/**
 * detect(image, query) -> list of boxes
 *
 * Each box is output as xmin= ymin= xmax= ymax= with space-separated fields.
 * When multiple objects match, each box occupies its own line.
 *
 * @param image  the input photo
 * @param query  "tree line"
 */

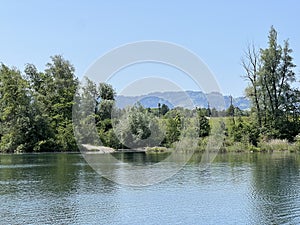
xmin=0 ymin=57 xmax=210 ymax=153
xmin=74 ymin=78 xmax=211 ymax=150
xmin=0 ymin=26 xmax=299 ymax=153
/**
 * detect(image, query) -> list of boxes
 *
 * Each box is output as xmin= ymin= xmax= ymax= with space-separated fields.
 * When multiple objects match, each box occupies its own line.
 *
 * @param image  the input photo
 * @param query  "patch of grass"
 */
xmin=226 ymin=142 xmax=246 ymax=152
xmin=289 ymin=142 xmax=300 ymax=152
xmin=146 ymin=146 xmax=169 ymax=153
xmin=258 ymin=139 xmax=290 ymax=152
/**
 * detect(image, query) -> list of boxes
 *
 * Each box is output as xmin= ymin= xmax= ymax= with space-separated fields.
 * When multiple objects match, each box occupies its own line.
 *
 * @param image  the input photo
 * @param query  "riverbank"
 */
xmin=1 ymin=138 xmax=300 ymax=154
xmin=81 ymin=140 xmax=300 ymax=155
xmin=221 ymin=139 xmax=300 ymax=153
xmin=81 ymin=145 xmax=171 ymax=154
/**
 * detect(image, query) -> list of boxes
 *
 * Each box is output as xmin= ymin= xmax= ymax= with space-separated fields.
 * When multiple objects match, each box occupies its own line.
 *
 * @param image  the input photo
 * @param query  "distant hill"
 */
xmin=116 ymin=91 xmax=250 ymax=110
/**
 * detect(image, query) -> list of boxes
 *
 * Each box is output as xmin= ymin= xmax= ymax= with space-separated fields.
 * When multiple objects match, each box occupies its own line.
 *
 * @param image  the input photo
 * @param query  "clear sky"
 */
xmin=1 ymin=0 xmax=299 ymax=97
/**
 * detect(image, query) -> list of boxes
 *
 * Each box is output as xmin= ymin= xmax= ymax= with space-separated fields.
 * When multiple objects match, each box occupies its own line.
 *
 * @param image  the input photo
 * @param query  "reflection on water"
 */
xmin=0 ymin=152 xmax=300 ymax=224
xmin=250 ymin=153 xmax=300 ymax=225
xmin=84 ymin=151 xmax=194 ymax=186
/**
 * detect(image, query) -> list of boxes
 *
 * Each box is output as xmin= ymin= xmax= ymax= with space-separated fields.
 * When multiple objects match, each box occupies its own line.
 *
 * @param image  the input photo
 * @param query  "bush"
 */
xmin=146 ymin=146 xmax=168 ymax=153
xmin=289 ymin=143 xmax=300 ymax=152
xmin=259 ymin=139 xmax=289 ymax=152
xmin=197 ymin=137 xmax=208 ymax=152
xmin=226 ymin=142 xmax=247 ymax=152
xmin=290 ymin=134 xmax=300 ymax=152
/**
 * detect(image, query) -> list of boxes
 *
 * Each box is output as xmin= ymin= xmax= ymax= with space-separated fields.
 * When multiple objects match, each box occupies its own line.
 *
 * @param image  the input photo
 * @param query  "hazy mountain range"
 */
xmin=116 ymin=91 xmax=250 ymax=110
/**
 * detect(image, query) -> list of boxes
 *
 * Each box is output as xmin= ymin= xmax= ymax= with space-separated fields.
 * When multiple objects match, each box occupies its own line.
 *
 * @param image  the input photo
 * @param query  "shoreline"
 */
xmin=1 ymin=148 xmax=299 ymax=155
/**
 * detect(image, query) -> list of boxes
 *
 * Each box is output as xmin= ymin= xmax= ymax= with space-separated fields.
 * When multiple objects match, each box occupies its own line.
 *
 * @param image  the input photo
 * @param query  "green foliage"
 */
xmin=146 ymin=146 xmax=168 ymax=153
xmin=129 ymin=105 xmax=151 ymax=140
xmin=92 ymin=82 xmax=119 ymax=148
xmin=84 ymin=81 xmax=122 ymax=148
xmin=97 ymin=100 xmax=114 ymax=121
xmin=197 ymin=110 xmax=210 ymax=137
xmin=161 ymin=103 xmax=170 ymax=116
xmin=226 ymin=104 xmax=235 ymax=117
xmin=42 ymin=56 xmax=78 ymax=151
xmin=165 ymin=111 xmax=182 ymax=147
xmin=243 ymin=26 xmax=299 ymax=141
xmin=99 ymin=127 xmax=122 ymax=149
xmin=99 ymin=83 xmax=115 ymax=100
xmin=112 ymin=104 xmax=165 ymax=148
xmin=0 ymin=64 xmax=32 ymax=152
xmin=0 ymin=56 xmax=79 ymax=152
xmin=1 ymin=35 xmax=299 ymax=153
xmin=96 ymin=83 xmax=116 ymax=121
xmin=258 ymin=139 xmax=290 ymax=152
xmin=291 ymin=134 xmax=300 ymax=152
xmin=197 ymin=137 xmax=208 ymax=152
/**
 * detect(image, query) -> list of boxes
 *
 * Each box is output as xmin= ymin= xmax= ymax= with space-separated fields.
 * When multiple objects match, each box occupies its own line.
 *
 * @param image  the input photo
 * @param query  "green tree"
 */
xmin=97 ymin=83 xmax=115 ymax=121
xmin=259 ymin=27 xmax=296 ymax=131
xmin=129 ymin=104 xmax=151 ymax=141
xmin=242 ymin=26 xmax=298 ymax=140
xmin=161 ymin=103 xmax=170 ymax=116
xmin=114 ymin=103 xmax=155 ymax=148
xmin=197 ymin=110 xmax=210 ymax=137
xmin=99 ymin=82 xmax=115 ymax=101
xmin=165 ymin=111 xmax=182 ymax=146
xmin=0 ymin=64 xmax=32 ymax=152
xmin=43 ymin=55 xmax=78 ymax=151
xmin=74 ymin=77 xmax=100 ymax=145
xmin=96 ymin=82 xmax=119 ymax=147
xmin=24 ymin=64 xmax=56 ymax=151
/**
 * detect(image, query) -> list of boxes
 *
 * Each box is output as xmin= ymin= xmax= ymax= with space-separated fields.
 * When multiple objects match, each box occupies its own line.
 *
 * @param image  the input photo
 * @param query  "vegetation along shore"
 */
xmin=0 ymin=26 xmax=299 ymax=153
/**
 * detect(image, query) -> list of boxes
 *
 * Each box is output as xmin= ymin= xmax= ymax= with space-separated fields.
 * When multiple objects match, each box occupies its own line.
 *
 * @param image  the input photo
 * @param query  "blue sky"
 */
xmin=1 ymin=0 xmax=299 ymax=97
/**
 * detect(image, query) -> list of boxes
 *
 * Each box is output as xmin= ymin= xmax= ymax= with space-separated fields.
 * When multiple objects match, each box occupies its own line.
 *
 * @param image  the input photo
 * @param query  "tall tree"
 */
xmin=96 ymin=82 xmax=121 ymax=148
xmin=161 ymin=103 xmax=169 ymax=116
xmin=0 ymin=64 xmax=32 ymax=152
xmin=260 ymin=26 xmax=282 ymax=123
xmin=47 ymin=56 xmax=79 ymax=151
xmin=165 ymin=111 xmax=182 ymax=146
xmin=27 ymin=55 xmax=79 ymax=151
xmin=24 ymin=64 xmax=55 ymax=151
xmin=74 ymin=77 xmax=99 ymax=145
xmin=243 ymin=26 xmax=298 ymax=139
xmin=97 ymin=82 xmax=115 ymax=121
xmin=242 ymin=44 xmax=262 ymax=127
xmin=197 ymin=109 xmax=210 ymax=137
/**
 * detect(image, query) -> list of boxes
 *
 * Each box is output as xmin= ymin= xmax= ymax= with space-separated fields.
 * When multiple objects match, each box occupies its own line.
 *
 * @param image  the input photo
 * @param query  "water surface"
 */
xmin=1 ymin=152 xmax=300 ymax=225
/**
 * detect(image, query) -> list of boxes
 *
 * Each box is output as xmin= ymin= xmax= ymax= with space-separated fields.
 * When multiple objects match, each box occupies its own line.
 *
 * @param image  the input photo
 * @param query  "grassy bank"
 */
xmin=196 ymin=137 xmax=300 ymax=153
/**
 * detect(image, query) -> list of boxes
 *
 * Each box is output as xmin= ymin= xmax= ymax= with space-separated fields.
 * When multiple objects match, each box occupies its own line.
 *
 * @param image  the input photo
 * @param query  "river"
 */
xmin=1 ymin=152 xmax=300 ymax=224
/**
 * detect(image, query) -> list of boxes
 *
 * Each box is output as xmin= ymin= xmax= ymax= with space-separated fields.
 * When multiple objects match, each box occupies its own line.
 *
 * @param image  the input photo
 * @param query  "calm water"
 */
xmin=1 ymin=152 xmax=300 ymax=225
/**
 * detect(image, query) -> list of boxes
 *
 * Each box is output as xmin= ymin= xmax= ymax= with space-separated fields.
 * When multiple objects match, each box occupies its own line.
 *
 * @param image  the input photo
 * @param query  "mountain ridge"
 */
xmin=116 ymin=91 xmax=250 ymax=110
